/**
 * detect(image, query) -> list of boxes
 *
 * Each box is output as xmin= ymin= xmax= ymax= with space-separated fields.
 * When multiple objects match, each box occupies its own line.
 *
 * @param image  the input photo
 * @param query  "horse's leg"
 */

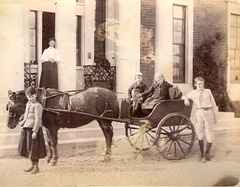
xmin=45 ymin=128 xmax=53 ymax=163
xmin=98 ymin=119 xmax=113 ymax=161
xmin=48 ymin=126 xmax=59 ymax=166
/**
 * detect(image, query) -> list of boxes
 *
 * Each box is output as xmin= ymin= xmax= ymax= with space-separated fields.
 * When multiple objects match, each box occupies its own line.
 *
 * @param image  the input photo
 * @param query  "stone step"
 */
xmin=0 ymin=122 xmax=125 ymax=147
xmin=0 ymin=121 xmax=126 ymax=157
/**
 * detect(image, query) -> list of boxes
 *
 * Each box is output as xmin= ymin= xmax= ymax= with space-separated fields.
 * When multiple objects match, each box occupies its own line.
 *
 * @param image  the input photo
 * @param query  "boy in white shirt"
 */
xmin=184 ymin=76 xmax=217 ymax=162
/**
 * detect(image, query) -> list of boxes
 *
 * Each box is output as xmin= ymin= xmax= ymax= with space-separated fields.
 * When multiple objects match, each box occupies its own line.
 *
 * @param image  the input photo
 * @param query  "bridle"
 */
xmin=6 ymin=100 xmax=23 ymax=121
xmin=7 ymin=88 xmax=84 ymax=120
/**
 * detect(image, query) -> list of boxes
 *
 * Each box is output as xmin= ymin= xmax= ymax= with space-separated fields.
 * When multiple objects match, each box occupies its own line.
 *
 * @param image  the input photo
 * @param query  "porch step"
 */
xmin=0 ymin=121 xmax=125 ymax=147
xmin=0 ymin=121 xmax=126 ymax=157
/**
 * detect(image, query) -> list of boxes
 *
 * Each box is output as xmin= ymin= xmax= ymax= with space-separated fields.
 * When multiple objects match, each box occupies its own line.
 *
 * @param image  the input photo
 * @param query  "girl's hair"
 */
xmin=25 ymin=87 xmax=43 ymax=105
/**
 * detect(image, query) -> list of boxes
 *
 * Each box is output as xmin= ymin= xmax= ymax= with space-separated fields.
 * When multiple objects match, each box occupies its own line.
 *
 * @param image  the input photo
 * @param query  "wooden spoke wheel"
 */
xmin=125 ymin=121 xmax=156 ymax=151
xmin=155 ymin=113 xmax=195 ymax=160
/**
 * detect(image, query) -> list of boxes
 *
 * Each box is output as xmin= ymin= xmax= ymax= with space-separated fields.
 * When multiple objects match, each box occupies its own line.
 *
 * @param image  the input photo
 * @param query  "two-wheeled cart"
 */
xmin=47 ymin=99 xmax=194 ymax=160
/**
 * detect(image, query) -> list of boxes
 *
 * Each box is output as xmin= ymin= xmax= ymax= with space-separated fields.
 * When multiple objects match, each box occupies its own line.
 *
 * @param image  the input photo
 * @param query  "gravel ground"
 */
xmin=0 ymin=129 xmax=240 ymax=187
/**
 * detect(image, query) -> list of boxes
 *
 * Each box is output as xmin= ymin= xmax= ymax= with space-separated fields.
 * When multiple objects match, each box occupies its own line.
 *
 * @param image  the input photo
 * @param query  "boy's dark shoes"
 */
xmin=200 ymin=154 xmax=205 ymax=163
xmin=205 ymin=153 xmax=211 ymax=161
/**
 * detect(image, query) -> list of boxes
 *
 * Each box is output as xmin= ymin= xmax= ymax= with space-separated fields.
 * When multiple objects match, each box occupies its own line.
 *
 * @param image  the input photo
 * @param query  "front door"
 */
xmin=42 ymin=12 xmax=55 ymax=52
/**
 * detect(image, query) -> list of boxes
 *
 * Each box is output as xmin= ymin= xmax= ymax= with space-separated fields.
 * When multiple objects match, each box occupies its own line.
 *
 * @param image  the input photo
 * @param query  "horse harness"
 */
xmin=42 ymin=88 xmax=116 ymax=127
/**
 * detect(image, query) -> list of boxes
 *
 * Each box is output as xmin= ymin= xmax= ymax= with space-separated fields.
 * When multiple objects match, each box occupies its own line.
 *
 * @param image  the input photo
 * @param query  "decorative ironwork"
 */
xmin=24 ymin=63 xmax=38 ymax=88
xmin=83 ymin=65 xmax=116 ymax=91
xmin=83 ymin=60 xmax=116 ymax=91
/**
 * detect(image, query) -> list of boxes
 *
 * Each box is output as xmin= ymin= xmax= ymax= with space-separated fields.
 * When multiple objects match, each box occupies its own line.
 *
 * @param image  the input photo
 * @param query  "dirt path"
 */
xmin=0 ymin=129 xmax=240 ymax=186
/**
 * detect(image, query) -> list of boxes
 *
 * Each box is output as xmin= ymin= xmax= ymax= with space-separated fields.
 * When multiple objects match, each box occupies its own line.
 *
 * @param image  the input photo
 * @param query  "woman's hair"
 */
xmin=49 ymin=37 xmax=56 ymax=42
xmin=25 ymin=87 xmax=43 ymax=105
xmin=155 ymin=72 xmax=165 ymax=80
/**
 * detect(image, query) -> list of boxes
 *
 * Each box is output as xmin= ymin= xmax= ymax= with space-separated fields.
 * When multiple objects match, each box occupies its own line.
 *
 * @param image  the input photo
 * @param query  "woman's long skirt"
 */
xmin=39 ymin=61 xmax=58 ymax=89
xmin=18 ymin=128 xmax=47 ymax=159
xmin=142 ymin=97 xmax=161 ymax=110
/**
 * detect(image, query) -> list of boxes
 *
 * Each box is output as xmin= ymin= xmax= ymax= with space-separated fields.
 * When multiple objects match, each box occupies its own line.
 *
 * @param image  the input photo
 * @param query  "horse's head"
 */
xmin=6 ymin=90 xmax=27 ymax=129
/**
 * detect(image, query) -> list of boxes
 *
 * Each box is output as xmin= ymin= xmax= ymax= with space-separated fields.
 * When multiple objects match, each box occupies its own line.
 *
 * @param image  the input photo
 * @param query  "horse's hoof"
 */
xmin=51 ymin=162 xmax=56 ymax=166
xmin=104 ymin=154 xmax=111 ymax=162
xmin=106 ymin=150 xmax=112 ymax=156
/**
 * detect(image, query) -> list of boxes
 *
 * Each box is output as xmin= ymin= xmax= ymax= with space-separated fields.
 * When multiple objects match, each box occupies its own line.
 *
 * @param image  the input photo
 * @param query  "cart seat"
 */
xmin=120 ymin=87 xmax=183 ymax=119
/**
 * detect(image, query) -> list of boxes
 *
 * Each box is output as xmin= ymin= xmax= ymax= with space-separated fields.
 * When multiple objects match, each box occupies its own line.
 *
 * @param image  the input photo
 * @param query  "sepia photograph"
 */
xmin=0 ymin=0 xmax=240 ymax=186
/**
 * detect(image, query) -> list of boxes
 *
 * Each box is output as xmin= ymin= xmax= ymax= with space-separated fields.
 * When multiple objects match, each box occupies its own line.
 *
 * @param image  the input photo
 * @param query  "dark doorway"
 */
xmin=42 ymin=12 xmax=55 ymax=52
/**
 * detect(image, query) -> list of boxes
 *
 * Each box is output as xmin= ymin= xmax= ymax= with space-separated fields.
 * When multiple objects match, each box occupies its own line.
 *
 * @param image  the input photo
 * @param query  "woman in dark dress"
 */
xmin=39 ymin=37 xmax=60 ymax=89
xmin=138 ymin=73 xmax=173 ymax=114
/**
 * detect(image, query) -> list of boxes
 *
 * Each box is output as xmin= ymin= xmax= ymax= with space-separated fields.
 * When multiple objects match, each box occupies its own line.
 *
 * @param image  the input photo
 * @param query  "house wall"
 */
xmin=193 ymin=0 xmax=228 ymax=93
xmin=227 ymin=0 xmax=240 ymax=101
xmin=194 ymin=0 xmax=240 ymax=102
xmin=115 ymin=0 xmax=141 ymax=97
xmin=0 ymin=0 xmax=94 ymax=98
xmin=0 ymin=2 xmax=26 ymax=98
xmin=194 ymin=0 xmax=228 ymax=63
xmin=155 ymin=0 xmax=194 ymax=95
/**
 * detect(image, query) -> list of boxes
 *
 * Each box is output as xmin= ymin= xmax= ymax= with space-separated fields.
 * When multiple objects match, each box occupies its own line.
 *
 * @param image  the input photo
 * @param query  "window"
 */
xmin=76 ymin=16 xmax=82 ymax=66
xmin=94 ymin=0 xmax=106 ymax=58
xmin=173 ymin=5 xmax=186 ymax=83
xmin=29 ymin=10 xmax=37 ymax=64
xmin=230 ymin=14 xmax=240 ymax=83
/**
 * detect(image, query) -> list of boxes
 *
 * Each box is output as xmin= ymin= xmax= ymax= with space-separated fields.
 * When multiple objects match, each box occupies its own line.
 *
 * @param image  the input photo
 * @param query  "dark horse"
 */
xmin=6 ymin=87 xmax=119 ymax=165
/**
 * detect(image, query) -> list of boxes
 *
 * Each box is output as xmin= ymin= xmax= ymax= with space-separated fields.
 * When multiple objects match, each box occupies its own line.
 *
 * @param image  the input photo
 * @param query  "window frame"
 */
xmin=94 ymin=0 xmax=106 ymax=58
xmin=230 ymin=13 xmax=240 ymax=84
xmin=172 ymin=4 xmax=186 ymax=83
xmin=29 ymin=10 xmax=38 ymax=64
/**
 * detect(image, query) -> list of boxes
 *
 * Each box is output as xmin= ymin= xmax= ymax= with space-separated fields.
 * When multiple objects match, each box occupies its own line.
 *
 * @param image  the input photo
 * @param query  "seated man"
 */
xmin=137 ymin=72 xmax=176 ymax=115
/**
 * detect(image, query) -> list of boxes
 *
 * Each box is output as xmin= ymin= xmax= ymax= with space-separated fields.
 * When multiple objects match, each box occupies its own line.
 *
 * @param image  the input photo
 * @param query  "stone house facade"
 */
xmin=0 ymin=0 xmax=239 ymax=110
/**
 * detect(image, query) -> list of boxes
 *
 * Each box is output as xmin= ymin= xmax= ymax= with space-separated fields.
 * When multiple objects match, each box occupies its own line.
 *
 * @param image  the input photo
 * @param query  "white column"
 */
xmin=106 ymin=0 xmax=117 ymax=66
xmin=55 ymin=0 xmax=76 ymax=91
xmin=116 ymin=0 xmax=141 ymax=97
xmin=84 ymin=0 xmax=95 ymax=65
xmin=37 ymin=11 xmax=43 ymax=84
xmin=155 ymin=0 xmax=173 ymax=82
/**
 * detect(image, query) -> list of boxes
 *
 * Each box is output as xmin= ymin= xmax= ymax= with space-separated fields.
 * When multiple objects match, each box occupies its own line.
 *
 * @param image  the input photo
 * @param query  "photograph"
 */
xmin=0 ymin=0 xmax=240 ymax=186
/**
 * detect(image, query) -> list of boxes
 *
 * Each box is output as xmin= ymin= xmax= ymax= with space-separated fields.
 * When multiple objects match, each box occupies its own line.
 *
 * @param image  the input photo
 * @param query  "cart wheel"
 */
xmin=156 ymin=113 xmax=195 ymax=160
xmin=125 ymin=121 xmax=156 ymax=151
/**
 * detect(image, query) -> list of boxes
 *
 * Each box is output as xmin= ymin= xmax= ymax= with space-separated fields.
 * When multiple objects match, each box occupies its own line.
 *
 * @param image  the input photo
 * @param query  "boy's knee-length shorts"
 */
xmin=195 ymin=109 xmax=215 ymax=143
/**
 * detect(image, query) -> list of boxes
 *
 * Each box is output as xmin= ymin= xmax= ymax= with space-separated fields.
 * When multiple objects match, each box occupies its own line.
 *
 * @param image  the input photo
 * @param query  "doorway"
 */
xmin=42 ymin=12 xmax=55 ymax=52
